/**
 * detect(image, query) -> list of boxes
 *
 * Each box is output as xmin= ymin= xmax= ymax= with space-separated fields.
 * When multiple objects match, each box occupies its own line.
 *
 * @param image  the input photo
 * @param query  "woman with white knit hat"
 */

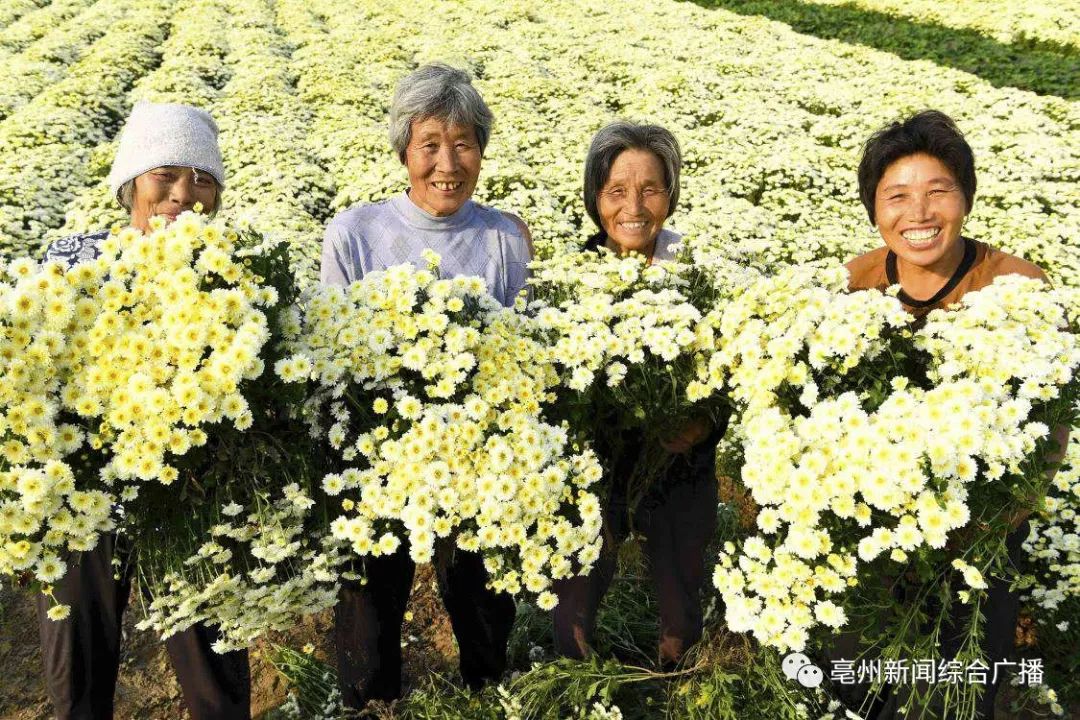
xmin=44 ymin=101 xmax=226 ymax=266
xmin=38 ymin=102 xmax=250 ymax=720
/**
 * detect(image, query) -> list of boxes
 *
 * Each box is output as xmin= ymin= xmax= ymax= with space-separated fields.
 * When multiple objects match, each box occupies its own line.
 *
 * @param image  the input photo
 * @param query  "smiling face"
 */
xmin=597 ymin=148 xmax=670 ymax=257
xmin=874 ymin=152 xmax=968 ymax=276
xmin=130 ymin=166 xmax=218 ymax=232
xmin=403 ymin=116 xmax=482 ymax=217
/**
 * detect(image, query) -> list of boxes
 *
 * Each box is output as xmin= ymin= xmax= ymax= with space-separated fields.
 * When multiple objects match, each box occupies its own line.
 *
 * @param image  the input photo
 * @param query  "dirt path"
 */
xmin=0 ymin=566 xmax=456 ymax=719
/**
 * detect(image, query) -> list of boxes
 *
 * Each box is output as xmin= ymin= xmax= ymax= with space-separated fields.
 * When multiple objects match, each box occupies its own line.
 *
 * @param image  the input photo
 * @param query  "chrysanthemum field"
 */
xmin=0 ymin=0 xmax=1078 ymax=718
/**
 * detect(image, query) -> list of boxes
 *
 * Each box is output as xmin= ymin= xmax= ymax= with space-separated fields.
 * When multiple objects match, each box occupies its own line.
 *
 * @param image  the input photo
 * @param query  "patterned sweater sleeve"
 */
xmin=42 ymin=230 xmax=109 ymax=267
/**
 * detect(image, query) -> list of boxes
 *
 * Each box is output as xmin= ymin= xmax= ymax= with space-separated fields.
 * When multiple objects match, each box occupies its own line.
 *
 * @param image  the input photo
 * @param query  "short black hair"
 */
xmin=857 ymin=110 xmax=976 ymax=224
xmin=583 ymin=121 xmax=681 ymax=234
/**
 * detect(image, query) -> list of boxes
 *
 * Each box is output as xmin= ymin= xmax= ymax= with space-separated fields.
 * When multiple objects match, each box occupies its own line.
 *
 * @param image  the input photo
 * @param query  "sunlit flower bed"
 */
xmin=799 ymin=0 xmax=1079 ymax=48
xmin=0 ymin=0 xmax=171 ymax=253
xmin=0 ymin=0 xmax=1068 ymax=301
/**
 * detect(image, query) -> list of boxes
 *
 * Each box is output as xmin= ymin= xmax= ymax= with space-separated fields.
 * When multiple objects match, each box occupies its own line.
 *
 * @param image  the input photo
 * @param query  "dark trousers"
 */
xmin=35 ymin=534 xmax=251 ymax=720
xmin=828 ymin=522 xmax=1027 ymax=719
xmin=552 ymin=437 xmax=719 ymax=666
xmin=334 ymin=542 xmax=516 ymax=709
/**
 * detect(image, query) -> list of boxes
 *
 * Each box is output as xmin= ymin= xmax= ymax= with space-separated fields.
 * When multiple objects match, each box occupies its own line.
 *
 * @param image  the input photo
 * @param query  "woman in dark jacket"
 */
xmin=552 ymin=121 xmax=726 ymax=668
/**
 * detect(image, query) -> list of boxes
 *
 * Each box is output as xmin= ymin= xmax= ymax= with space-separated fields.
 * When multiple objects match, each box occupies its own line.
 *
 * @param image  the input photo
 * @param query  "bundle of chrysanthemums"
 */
xmin=710 ymin=268 xmax=1080 ymax=710
xmin=526 ymin=236 xmax=743 ymax=502
xmin=0 ymin=253 xmax=115 ymax=619
xmin=122 ymin=220 xmax=345 ymax=652
xmin=702 ymin=261 xmax=912 ymax=644
xmin=0 ymin=212 xmax=342 ymax=650
xmin=276 ymin=251 xmax=604 ymax=610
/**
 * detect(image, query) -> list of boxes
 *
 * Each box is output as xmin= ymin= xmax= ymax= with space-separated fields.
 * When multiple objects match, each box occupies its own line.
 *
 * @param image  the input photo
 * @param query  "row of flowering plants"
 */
xmin=0 ymin=0 xmax=172 ymax=255
xmin=796 ymin=0 xmax=1078 ymax=50
xmin=0 ymin=0 xmax=127 ymax=122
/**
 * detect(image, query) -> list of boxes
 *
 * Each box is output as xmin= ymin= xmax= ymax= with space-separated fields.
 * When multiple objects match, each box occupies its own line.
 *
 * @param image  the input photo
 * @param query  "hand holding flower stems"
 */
xmin=659 ymin=417 xmax=711 ymax=455
xmin=1011 ymin=424 xmax=1074 ymax=527
xmin=951 ymin=423 xmax=1071 ymax=547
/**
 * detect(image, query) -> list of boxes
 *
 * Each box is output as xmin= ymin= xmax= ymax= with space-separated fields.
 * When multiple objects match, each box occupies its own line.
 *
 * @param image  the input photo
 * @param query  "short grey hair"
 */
xmin=583 ymin=121 xmax=682 ymax=233
xmin=388 ymin=63 xmax=494 ymax=162
xmin=117 ymin=176 xmax=222 ymax=218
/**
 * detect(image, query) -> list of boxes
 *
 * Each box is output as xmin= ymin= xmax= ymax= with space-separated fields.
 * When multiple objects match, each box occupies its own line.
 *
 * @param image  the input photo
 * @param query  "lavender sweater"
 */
xmin=320 ymin=192 xmax=531 ymax=307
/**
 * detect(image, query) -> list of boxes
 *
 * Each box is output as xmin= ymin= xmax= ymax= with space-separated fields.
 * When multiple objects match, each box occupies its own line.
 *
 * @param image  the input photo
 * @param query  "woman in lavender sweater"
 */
xmin=320 ymin=63 xmax=532 ymax=710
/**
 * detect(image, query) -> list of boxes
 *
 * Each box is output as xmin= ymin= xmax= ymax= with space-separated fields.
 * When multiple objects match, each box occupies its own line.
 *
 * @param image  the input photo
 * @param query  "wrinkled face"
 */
xmin=874 ymin=152 xmax=968 ymax=274
xmin=403 ymin=117 xmax=482 ymax=217
xmin=131 ymin=166 xmax=218 ymax=232
xmin=598 ymin=148 xmax=670 ymax=257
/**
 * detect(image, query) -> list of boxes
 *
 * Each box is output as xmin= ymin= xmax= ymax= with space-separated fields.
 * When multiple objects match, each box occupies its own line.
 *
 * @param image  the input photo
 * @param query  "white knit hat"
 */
xmin=107 ymin=101 xmax=227 ymax=200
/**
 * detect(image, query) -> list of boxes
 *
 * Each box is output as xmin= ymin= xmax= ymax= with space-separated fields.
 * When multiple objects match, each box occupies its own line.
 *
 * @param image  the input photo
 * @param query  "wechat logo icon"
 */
xmin=782 ymin=652 xmax=825 ymax=688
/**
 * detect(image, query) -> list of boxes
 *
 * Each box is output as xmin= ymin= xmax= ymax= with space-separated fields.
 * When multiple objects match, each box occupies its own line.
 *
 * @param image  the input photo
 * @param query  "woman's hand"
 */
xmin=660 ymin=418 xmax=710 ymax=454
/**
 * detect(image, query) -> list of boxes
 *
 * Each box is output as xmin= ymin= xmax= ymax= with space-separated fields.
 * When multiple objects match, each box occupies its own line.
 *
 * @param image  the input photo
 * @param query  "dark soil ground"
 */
xmin=2 ymin=561 xmax=1075 ymax=719
xmin=0 ymin=565 xmax=456 ymax=719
